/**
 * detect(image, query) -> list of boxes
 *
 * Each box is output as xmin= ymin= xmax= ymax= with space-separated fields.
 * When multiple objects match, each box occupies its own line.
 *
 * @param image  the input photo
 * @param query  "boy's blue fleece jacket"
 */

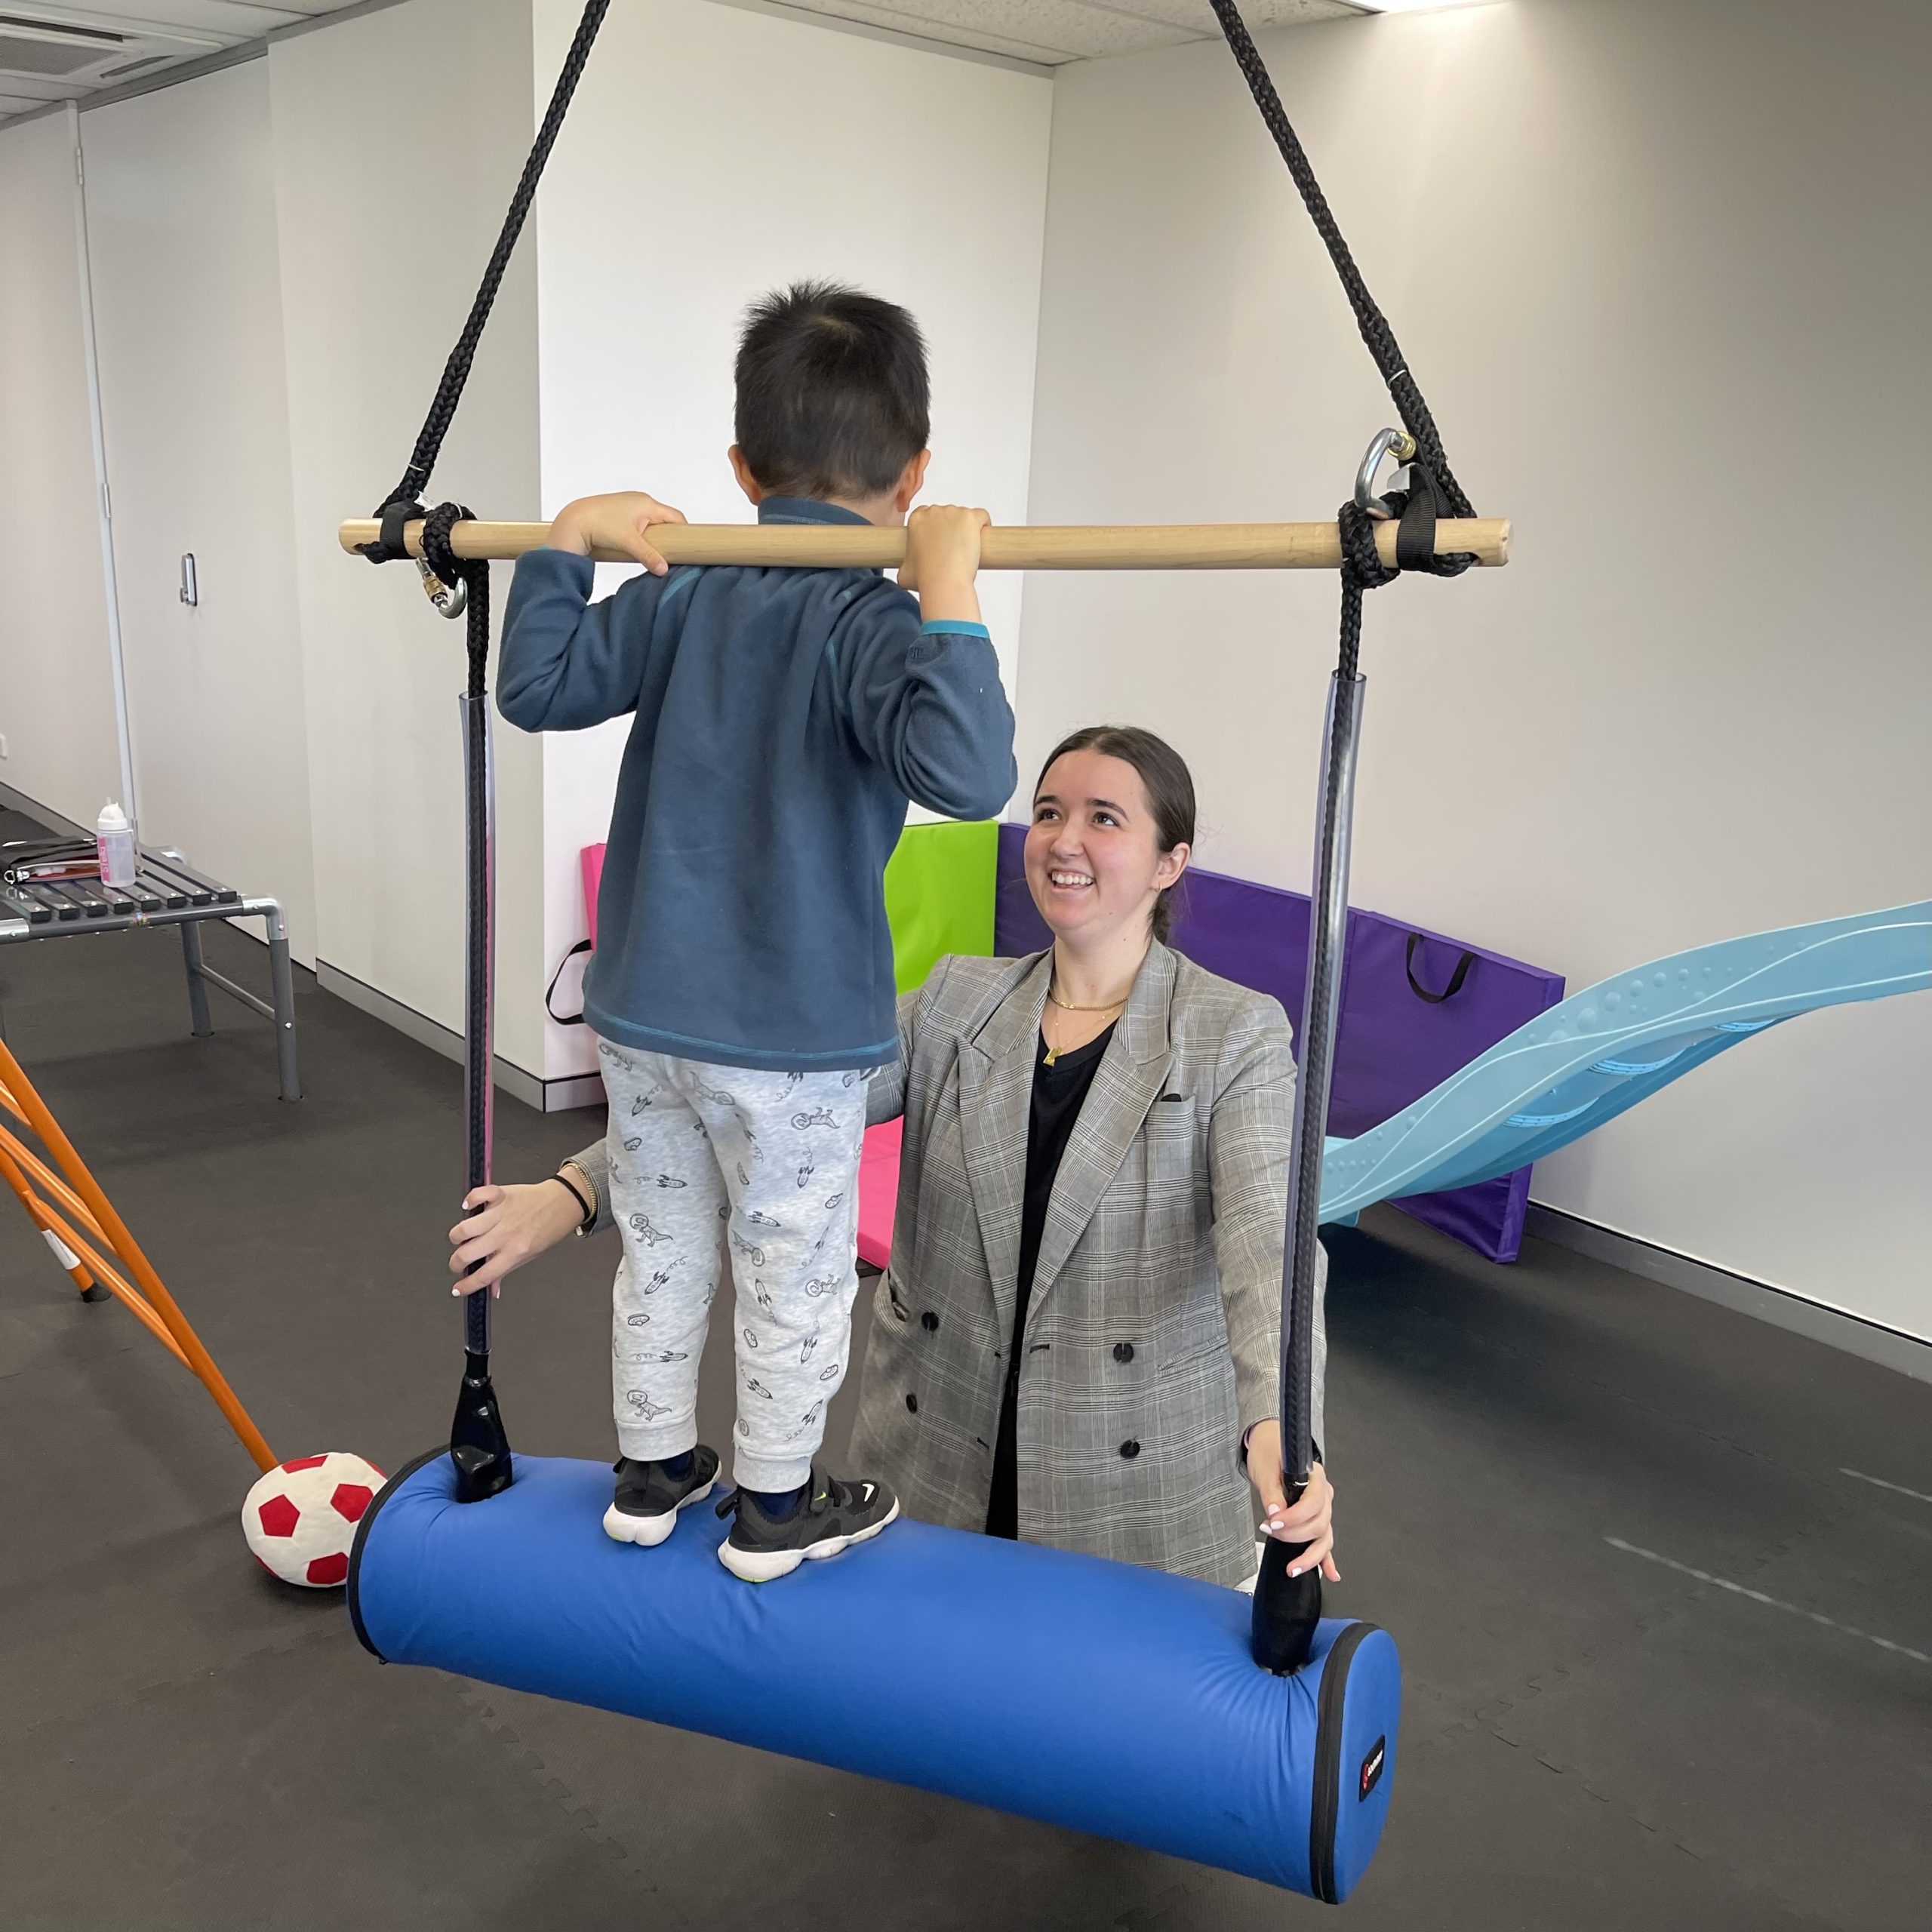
xmin=498 ymin=497 xmax=1017 ymax=1072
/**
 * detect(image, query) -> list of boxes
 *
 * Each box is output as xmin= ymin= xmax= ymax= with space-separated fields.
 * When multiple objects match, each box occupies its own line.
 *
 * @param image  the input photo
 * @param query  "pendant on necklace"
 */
xmin=1042 ymin=1043 xmax=1059 ymax=1068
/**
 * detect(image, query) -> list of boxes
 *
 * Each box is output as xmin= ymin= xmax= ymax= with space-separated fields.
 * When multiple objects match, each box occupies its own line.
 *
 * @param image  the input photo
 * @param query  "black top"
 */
xmin=986 ymin=1022 xmax=1117 ymax=1540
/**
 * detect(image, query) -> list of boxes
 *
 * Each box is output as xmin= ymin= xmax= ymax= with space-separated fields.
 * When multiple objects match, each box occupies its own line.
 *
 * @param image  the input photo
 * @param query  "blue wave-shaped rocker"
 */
xmin=1321 ymin=901 xmax=1930 ymax=1224
xmin=347 ymin=903 xmax=1929 ymax=1903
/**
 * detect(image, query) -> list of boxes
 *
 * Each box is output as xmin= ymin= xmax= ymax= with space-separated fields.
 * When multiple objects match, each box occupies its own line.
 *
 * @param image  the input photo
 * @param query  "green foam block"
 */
xmin=883 ymin=819 xmax=998 ymax=992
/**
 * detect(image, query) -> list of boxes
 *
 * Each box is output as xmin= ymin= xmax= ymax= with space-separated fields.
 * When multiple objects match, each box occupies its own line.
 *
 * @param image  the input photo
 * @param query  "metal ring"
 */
xmin=418 ymin=559 xmax=468 ymax=620
xmin=1353 ymin=427 xmax=1418 ymax=521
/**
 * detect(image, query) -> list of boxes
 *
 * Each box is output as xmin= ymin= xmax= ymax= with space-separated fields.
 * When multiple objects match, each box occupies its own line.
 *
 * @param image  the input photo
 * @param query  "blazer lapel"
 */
xmin=1027 ymin=943 xmax=1178 ymax=1318
xmin=955 ymin=950 xmax=1053 ymax=1342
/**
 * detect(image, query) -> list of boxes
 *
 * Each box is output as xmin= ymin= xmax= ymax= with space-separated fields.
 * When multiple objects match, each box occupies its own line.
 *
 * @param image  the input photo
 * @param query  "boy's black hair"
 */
xmin=735 ymin=281 xmax=930 ymax=500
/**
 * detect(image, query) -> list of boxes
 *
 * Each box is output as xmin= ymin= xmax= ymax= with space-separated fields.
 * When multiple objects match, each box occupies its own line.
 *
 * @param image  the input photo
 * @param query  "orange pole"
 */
xmin=0 ymin=1140 xmax=98 ymax=1295
xmin=0 ymin=1117 xmax=113 ymax=1250
xmin=16 ymin=1190 xmax=192 ymax=1368
xmin=0 ymin=1038 xmax=277 ymax=1472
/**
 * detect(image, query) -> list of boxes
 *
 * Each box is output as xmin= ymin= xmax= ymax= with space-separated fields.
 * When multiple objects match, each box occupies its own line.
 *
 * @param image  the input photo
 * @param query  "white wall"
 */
xmin=0 ymin=112 xmax=124 ymax=828
xmin=529 ymin=0 xmax=1052 ymax=1081
xmin=83 ymin=63 xmax=318 ymax=964
xmin=1023 ymin=0 xmax=1931 ymax=1336
xmin=269 ymin=0 xmax=549 ymax=1076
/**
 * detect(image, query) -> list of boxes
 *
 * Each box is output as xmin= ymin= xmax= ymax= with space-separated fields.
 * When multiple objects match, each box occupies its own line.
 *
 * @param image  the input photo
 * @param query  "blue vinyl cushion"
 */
xmin=349 ymin=1453 xmax=1400 ymax=1900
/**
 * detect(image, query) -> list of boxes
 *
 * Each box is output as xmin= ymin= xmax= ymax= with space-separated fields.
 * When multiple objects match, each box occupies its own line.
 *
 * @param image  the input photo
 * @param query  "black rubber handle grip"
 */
xmin=1251 ymin=1531 xmax=1322 ymax=1672
xmin=450 ymin=1351 xmax=513 ymax=1503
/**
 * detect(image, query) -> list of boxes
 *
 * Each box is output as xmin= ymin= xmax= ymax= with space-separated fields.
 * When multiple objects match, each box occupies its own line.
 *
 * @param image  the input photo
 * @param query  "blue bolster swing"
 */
xmin=349 ymin=1451 xmax=1401 ymax=1901
xmin=334 ymin=5 xmax=1427 ymax=1906
xmin=338 ymin=5 xmax=1932 ymax=1910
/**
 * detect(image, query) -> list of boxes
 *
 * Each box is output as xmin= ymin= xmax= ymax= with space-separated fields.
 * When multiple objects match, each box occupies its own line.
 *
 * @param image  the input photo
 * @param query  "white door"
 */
xmin=82 ymin=61 xmax=316 ymax=965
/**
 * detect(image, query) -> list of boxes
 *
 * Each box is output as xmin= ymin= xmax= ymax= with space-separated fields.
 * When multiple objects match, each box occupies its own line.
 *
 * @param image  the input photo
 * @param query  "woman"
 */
xmin=455 ymin=725 xmax=1337 ymax=1589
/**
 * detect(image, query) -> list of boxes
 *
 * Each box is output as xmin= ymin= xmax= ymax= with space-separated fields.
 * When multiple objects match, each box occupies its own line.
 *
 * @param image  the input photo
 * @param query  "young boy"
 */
xmin=497 ymin=283 xmax=1016 ymax=1581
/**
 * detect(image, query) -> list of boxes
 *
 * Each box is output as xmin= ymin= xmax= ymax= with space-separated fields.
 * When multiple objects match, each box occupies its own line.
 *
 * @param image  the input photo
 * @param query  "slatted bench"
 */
xmin=0 ymin=839 xmax=300 ymax=1101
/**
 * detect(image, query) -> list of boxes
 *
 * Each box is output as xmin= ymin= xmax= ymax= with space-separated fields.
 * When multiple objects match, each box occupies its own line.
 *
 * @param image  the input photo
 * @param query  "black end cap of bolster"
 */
xmin=346 ymin=1443 xmax=451 ymax=1659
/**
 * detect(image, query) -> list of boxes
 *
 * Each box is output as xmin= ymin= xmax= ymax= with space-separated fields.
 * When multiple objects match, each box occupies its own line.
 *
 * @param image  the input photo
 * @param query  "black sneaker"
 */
xmin=603 ymin=1446 xmax=720 ymax=1547
xmin=716 ymin=1469 xmax=900 ymax=1582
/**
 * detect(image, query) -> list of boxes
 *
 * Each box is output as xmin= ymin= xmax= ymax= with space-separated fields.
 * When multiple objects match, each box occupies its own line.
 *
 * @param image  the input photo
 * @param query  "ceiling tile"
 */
xmin=761 ymin=0 xmax=1358 ymax=65
xmin=767 ymin=1 xmax=1085 ymax=62
xmin=14 ymin=3 xmax=309 ymax=33
xmin=1081 ymin=0 xmax=1358 ymax=29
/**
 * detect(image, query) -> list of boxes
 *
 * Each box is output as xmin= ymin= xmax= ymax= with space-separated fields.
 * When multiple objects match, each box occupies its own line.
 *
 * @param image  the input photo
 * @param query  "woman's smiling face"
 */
xmin=1025 ymin=749 xmax=1188 ymax=949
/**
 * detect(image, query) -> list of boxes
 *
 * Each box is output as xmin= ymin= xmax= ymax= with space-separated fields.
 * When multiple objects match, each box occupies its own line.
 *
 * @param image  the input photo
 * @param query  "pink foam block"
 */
xmin=856 ymin=1118 xmax=902 ymax=1271
xmin=580 ymin=844 xmax=606 ymax=949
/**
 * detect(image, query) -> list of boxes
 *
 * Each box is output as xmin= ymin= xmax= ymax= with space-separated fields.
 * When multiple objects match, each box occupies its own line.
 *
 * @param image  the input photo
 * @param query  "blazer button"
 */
xmin=921 ymin=1311 xmax=940 ymax=1332
xmin=1112 ymin=1342 xmax=1134 ymax=1364
xmin=906 ymin=1392 xmax=918 ymax=1414
xmin=1119 ymin=1438 xmax=1140 ymax=1460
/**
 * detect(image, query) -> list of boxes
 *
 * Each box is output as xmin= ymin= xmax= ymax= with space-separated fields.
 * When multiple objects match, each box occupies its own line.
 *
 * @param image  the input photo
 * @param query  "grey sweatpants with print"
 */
xmin=598 ymin=1041 xmax=868 ymax=1494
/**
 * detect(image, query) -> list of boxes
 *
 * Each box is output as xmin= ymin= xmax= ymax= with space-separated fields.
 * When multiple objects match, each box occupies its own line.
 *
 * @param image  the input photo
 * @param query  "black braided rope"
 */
xmin=368 ymin=0 xmax=610 ymax=532
xmin=420 ymin=506 xmax=487 ymax=701
xmin=1208 ymin=0 xmax=1475 ymax=527
xmin=1335 ymin=499 xmax=1397 ymax=680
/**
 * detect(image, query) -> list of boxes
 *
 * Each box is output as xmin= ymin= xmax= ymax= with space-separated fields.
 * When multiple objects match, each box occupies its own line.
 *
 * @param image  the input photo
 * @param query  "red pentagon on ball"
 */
xmin=331 ymin=1483 xmax=374 ymax=1523
xmin=306 ymin=1552 xmax=350 ymax=1587
xmin=257 ymin=1493 xmax=301 ymax=1539
xmin=282 ymin=1455 xmax=329 ymax=1472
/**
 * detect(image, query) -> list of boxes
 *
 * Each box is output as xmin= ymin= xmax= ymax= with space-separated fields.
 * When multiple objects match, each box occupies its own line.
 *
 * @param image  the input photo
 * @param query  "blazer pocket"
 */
xmin=1156 ymin=1334 xmax=1232 ymax=1380
xmin=1138 ymin=1097 xmax=1198 ymax=1172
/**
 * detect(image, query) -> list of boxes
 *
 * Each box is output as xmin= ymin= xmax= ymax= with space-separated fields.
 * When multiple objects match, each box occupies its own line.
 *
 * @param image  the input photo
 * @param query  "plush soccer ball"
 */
xmin=242 ymin=1454 xmax=386 ymax=1587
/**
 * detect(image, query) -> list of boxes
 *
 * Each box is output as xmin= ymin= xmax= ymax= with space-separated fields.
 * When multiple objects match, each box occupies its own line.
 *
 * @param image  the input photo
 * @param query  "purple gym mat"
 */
xmin=995 ymin=824 xmax=1564 ymax=1262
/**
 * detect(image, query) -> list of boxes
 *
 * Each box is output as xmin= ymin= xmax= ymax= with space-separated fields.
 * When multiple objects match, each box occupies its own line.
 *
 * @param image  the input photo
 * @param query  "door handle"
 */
xmin=179 ymin=554 xmax=198 ymax=608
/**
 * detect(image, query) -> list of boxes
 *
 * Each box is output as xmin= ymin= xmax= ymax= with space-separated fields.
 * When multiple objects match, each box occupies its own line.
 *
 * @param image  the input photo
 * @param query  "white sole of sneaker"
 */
xmin=718 ymin=1499 xmax=901 ymax=1583
xmin=602 ymin=1478 xmax=715 ymax=1548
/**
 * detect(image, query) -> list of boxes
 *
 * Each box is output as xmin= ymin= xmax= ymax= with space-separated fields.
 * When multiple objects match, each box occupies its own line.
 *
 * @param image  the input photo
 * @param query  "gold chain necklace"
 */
xmin=1046 ymin=986 xmax=1130 ymax=1012
xmin=1042 ymin=984 xmax=1128 ymax=1067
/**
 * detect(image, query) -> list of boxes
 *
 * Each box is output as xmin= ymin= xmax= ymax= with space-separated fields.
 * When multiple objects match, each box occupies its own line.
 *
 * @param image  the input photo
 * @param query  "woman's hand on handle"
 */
xmin=449 ymin=1180 xmax=584 ymax=1297
xmin=1244 ymin=1418 xmax=1340 ymax=1582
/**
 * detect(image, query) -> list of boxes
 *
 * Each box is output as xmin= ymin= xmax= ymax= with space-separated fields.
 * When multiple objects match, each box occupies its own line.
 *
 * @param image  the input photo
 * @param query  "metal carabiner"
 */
xmin=1353 ymin=427 xmax=1418 ymax=521
xmin=418 ymin=558 xmax=468 ymax=620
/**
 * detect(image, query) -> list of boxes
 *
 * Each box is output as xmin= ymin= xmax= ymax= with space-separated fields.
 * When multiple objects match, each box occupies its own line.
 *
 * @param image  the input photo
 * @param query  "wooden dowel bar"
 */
xmin=337 ymin=515 xmax=1510 ymax=571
